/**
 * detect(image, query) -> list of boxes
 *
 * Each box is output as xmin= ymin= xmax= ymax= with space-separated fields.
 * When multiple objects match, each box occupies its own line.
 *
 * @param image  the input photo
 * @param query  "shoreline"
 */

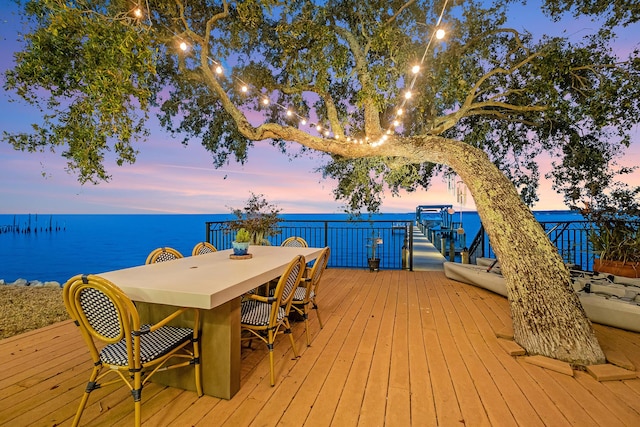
xmin=0 ymin=278 xmax=62 ymax=288
xmin=0 ymin=285 xmax=68 ymax=339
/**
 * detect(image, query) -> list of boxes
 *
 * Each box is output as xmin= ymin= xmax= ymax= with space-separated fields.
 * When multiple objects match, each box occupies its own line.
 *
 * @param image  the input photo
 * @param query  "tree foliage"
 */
xmin=4 ymin=0 xmax=639 ymax=210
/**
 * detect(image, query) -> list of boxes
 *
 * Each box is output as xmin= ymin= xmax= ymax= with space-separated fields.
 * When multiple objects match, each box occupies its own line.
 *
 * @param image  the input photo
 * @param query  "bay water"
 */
xmin=0 ymin=211 xmax=581 ymax=285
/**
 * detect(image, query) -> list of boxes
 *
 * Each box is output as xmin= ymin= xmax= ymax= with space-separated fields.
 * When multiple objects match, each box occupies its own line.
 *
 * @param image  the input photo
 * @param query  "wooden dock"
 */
xmin=411 ymin=226 xmax=446 ymax=271
xmin=2 ymin=268 xmax=640 ymax=426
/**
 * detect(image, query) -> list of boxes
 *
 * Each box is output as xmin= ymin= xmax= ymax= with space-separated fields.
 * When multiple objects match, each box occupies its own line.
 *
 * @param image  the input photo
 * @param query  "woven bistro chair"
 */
xmin=145 ymin=247 xmax=184 ymax=264
xmin=240 ymin=255 xmax=306 ymax=386
xmin=281 ymin=236 xmax=309 ymax=247
xmin=291 ymin=247 xmax=330 ymax=346
xmin=63 ymin=274 xmax=202 ymax=427
xmin=255 ymin=236 xmax=307 ymax=295
xmin=192 ymin=241 xmax=217 ymax=256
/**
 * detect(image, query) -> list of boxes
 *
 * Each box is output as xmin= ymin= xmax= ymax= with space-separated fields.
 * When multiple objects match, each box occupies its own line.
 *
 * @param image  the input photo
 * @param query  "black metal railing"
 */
xmin=468 ymin=220 xmax=595 ymax=270
xmin=206 ymin=220 xmax=414 ymax=270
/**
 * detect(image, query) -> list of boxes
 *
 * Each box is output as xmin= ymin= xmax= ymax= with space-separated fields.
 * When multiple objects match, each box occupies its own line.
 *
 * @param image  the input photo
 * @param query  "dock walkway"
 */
xmin=411 ymin=226 xmax=446 ymax=271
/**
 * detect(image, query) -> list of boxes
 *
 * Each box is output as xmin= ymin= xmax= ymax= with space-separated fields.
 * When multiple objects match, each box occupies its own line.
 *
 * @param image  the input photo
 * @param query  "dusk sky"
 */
xmin=1 ymin=2 xmax=638 ymax=215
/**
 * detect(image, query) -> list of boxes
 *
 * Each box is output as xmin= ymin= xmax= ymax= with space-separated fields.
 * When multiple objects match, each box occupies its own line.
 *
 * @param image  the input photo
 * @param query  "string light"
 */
xmin=379 ymin=0 xmax=449 ymax=144
xmin=164 ymin=0 xmax=448 ymax=145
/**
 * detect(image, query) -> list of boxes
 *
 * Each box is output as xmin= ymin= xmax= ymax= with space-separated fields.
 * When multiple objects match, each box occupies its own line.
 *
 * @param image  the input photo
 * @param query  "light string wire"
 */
xmin=131 ymin=1 xmax=449 ymax=145
xmin=375 ymin=0 xmax=449 ymax=147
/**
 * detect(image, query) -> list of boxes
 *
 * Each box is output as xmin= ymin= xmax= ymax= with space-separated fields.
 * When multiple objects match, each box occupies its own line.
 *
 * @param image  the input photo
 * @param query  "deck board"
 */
xmin=1 ymin=269 xmax=640 ymax=426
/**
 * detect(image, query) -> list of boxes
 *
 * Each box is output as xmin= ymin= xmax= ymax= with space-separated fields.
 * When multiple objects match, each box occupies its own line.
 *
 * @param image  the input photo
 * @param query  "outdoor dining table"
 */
xmin=98 ymin=245 xmax=324 ymax=399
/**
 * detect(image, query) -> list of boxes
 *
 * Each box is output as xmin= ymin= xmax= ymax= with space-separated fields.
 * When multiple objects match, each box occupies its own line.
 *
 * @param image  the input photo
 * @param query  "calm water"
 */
xmin=0 ymin=211 xmax=581 ymax=284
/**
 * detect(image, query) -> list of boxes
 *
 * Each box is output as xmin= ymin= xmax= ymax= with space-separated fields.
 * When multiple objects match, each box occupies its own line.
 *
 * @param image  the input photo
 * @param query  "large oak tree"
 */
xmin=4 ymin=0 xmax=640 ymax=365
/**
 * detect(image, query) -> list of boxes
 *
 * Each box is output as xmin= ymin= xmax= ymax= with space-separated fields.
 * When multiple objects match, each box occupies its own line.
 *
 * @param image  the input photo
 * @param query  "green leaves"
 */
xmin=3 ymin=0 xmax=639 ymax=213
xmin=4 ymin=0 xmax=155 ymax=183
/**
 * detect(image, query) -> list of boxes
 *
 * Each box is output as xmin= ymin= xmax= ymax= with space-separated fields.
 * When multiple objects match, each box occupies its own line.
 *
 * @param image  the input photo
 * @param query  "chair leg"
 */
xmin=134 ymin=400 xmax=142 ymax=427
xmin=285 ymin=318 xmax=299 ymax=358
xmin=72 ymin=367 xmax=100 ymax=427
xmin=303 ymin=311 xmax=311 ymax=346
xmin=268 ymin=330 xmax=276 ymax=386
xmin=313 ymin=302 xmax=324 ymax=329
xmin=133 ymin=371 xmax=143 ymax=427
xmin=192 ymin=337 xmax=203 ymax=397
xmin=194 ymin=362 xmax=203 ymax=397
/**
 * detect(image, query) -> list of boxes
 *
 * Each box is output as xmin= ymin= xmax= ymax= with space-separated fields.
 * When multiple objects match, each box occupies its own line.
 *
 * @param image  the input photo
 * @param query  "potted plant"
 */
xmin=586 ymin=188 xmax=640 ymax=277
xmin=589 ymin=218 xmax=640 ymax=277
xmin=228 ymin=193 xmax=282 ymax=245
xmin=367 ymin=235 xmax=383 ymax=272
xmin=232 ymin=228 xmax=251 ymax=255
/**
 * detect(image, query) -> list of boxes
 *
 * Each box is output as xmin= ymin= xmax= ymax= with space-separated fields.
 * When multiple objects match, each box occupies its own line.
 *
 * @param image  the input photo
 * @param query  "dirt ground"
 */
xmin=0 ymin=286 xmax=69 ymax=339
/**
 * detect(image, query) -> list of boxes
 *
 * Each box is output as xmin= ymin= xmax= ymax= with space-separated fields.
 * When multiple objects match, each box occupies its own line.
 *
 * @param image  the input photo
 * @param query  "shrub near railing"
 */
xmin=206 ymin=220 xmax=413 ymax=270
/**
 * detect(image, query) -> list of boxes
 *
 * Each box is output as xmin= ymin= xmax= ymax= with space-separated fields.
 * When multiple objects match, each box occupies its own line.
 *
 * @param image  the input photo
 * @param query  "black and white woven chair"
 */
xmin=145 ymin=247 xmax=183 ymax=264
xmin=191 ymin=241 xmax=217 ymax=256
xmin=291 ymin=247 xmax=330 ymax=346
xmin=240 ymin=255 xmax=305 ymax=386
xmin=281 ymin=236 xmax=308 ymax=247
xmin=63 ymin=274 xmax=202 ymax=427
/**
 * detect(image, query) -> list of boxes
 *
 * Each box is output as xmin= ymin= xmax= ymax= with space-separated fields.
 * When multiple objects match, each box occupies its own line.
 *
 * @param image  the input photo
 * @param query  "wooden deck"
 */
xmin=2 ymin=269 xmax=640 ymax=426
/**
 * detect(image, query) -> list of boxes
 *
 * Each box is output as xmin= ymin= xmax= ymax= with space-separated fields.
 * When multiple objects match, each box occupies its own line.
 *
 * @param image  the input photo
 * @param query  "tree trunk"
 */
xmin=264 ymin=129 xmax=606 ymax=365
xmin=422 ymin=138 xmax=605 ymax=365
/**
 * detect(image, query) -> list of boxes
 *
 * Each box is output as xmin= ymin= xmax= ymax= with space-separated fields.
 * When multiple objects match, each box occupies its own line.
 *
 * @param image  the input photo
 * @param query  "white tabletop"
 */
xmin=98 ymin=246 xmax=324 ymax=310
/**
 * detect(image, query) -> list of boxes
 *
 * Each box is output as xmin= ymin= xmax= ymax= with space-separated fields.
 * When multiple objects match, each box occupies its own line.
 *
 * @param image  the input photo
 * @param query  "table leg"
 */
xmin=136 ymin=298 xmax=241 ymax=399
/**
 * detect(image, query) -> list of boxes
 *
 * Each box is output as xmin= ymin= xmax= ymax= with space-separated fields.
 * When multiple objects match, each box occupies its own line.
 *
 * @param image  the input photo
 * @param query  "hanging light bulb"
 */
xmin=393 ymin=120 xmax=400 ymax=127
xmin=262 ymin=98 xmax=269 ymax=105
xmin=300 ymin=119 xmax=307 ymax=125
xmin=179 ymin=42 xmax=188 ymax=51
xmin=412 ymin=65 xmax=420 ymax=74
xmin=397 ymin=108 xmax=403 ymax=116
xmin=404 ymin=91 xmax=412 ymax=99
xmin=241 ymin=85 xmax=248 ymax=93
xmin=133 ymin=8 xmax=143 ymax=18
xmin=286 ymin=110 xmax=293 ymax=117
xmin=215 ymin=65 xmax=223 ymax=74
xmin=436 ymin=29 xmax=445 ymax=40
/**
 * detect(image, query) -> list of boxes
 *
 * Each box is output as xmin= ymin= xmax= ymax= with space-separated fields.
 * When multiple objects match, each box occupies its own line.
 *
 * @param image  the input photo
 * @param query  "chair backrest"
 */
xmin=305 ymin=247 xmax=330 ymax=299
xmin=270 ymin=255 xmax=306 ymax=322
xmin=192 ymin=241 xmax=217 ymax=256
xmin=63 ymin=274 xmax=141 ymax=369
xmin=145 ymin=247 xmax=184 ymax=264
xmin=281 ymin=236 xmax=308 ymax=248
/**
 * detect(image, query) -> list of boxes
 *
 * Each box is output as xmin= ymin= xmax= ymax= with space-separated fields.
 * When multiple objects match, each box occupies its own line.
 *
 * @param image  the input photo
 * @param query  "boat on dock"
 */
xmin=443 ymin=262 xmax=507 ymax=296
xmin=443 ymin=261 xmax=640 ymax=333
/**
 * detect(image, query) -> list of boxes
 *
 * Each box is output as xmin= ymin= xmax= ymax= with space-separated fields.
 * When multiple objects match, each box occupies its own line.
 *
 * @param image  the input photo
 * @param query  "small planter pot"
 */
xmin=368 ymin=258 xmax=380 ymax=272
xmin=593 ymin=258 xmax=640 ymax=278
xmin=232 ymin=241 xmax=250 ymax=256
